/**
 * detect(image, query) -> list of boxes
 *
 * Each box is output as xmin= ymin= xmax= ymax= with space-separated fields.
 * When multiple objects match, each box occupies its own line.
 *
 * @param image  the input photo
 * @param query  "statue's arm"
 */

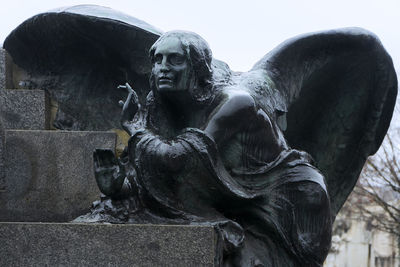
xmin=129 ymin=130 xmax=191 ymax=173
xmin=204 ymin=89 xmax=285 ymax=152
xmin=204 ymin=90 xmax=256 ymax=144
xmin=92 ymin=83 xmax=143 ymax=198
xmin=129 ymin=89 xmax=285 ymax=175
xmin=129 ymin=91 xmax=258 ymax=172
xmin=119 ymin=83 xmax=141 ymax=136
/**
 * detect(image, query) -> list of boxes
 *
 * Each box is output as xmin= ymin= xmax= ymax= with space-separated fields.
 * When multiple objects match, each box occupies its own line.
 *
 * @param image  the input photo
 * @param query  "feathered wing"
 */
xmin=3 ymin=5 xmax=162 ymax=130
xmin=4 ymin=8 xmax=397 ymax=217
xmin=250 ymin=28 xmax=398 ymax=216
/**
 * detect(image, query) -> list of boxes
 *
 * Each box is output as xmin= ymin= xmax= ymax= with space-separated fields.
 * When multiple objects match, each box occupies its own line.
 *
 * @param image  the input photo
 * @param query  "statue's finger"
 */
xmin=93 ymin=151 xmax=101 ymax=168
xmin=118 ymin=100 xmax=125 ymax=107
xmin=130 ymin=89 xmax=139 ymax=103
xmin=96 ymin=151 xmax=107 ymax=167
xmin=125 ymin=82 xmax=134 ymax=93
xmin=95 ymin=149 xmax=112 ymax=167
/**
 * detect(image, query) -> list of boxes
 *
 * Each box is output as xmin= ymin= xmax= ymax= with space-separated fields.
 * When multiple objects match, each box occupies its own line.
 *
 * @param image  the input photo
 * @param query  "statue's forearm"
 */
xmin=132 ymin=129 xmax=194 ymax=173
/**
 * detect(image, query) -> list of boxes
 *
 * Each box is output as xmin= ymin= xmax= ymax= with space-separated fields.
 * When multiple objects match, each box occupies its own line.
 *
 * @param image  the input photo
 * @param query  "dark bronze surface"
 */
xmin=3 ymin=5 xmax=397 ymax=266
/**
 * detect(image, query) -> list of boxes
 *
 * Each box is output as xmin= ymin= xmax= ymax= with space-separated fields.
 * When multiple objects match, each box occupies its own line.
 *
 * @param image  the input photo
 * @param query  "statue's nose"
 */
xmin=160 ymin=57 xmax=170 ymax=72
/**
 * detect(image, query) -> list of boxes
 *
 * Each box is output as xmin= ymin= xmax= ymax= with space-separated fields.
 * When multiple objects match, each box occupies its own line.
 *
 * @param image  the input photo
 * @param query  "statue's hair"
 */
xmin=149 ymin=30 xmax=213 ymax=88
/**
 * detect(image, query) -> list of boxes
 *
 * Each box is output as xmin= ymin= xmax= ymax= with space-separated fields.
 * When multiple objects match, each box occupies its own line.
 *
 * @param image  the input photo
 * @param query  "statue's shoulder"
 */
xmin=216 ymin=86 xmax=256 ymax=115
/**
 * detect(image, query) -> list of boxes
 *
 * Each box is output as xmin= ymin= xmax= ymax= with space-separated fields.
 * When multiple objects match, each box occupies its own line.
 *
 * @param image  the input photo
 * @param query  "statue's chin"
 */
xmin=157 ymin=86 xmax=186 ymax=92
xmin=156 ymin=87 xmax=191 ymax=103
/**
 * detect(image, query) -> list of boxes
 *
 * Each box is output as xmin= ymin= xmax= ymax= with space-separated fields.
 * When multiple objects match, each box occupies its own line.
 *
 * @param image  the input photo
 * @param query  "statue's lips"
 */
xmin=158 ymin=78 xmax=173 ymax=85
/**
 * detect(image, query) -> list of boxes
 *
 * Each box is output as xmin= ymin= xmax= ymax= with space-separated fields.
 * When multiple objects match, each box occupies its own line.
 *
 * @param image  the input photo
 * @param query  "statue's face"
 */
xmin=152 ymin=37 xmax=192 ymax=93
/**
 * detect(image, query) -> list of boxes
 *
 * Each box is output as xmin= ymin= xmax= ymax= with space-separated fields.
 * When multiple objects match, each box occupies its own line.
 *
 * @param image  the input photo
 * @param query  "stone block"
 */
xmin=0 ymin=89 xmax=50 ymax=130
xmin=0 ymin=48 xmax=6 ymax=89
xmin=0 ymin=130 xmax=116 ymax=222
xmin=0 ymin=49 xmax=15 ymax=90
xmin=0 ymin=223 xmax=218 ymax=266
xmin=0 ymin=117 xmax=4 ymax=192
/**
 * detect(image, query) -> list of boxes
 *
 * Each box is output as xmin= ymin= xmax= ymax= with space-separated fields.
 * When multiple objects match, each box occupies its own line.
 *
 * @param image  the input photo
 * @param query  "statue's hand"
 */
xmin=93 ymin=149 xmax=126 ymax=197
xmin=118 ymin=83 xmax=140 ymax=133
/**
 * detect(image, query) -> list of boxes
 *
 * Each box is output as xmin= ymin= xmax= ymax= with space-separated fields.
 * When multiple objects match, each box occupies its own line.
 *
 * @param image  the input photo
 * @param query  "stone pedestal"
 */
xmin=0 ymin=130 xmax=116 ymax=222
xmin=0 ymin=117 xmax=4 ymax=192
xmin=0 ymin=49 xmax=6 ymax=89
xmin=0 ymin=223 xmax=218 ymax=266
xmin=0 ymin=89 xmax=50 ymax=130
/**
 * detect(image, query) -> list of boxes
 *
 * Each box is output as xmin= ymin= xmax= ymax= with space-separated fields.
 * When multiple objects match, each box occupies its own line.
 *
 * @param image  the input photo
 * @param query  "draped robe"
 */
xmin=78 ymin=88 xmax=332 ymax=266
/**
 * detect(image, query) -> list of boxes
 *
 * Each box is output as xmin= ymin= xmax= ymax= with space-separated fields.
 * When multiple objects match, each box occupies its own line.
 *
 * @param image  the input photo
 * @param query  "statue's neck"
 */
xmin=158 ymin=90 xmax=205 ymax=129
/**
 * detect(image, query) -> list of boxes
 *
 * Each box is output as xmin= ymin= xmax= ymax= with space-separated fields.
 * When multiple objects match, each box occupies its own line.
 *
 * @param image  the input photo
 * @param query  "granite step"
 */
xmin=1 ymin=222 xmax=218 ymax=266
xmin=0 ymin=117 xmax=4 ymax=193
xmin=0 ymin=130 xmax=116 ymax=222
xmin=0 ymin=48 xmax=9 ymax=89
xmin=0 ymin=89 xmax=50 ymax=130
xmin=0 ymin=222 xmax=218 ymax=267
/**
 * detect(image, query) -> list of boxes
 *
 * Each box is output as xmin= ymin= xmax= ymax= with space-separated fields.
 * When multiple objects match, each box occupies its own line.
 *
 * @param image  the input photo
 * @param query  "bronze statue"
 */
xmin=3 ymin=5 xmax=397 ymax=266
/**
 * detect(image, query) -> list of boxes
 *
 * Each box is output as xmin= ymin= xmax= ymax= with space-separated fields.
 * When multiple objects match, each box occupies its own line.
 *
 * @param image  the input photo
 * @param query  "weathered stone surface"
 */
xmin=0 ymin=117 xmax=4 ymax=193
xmin=0 ymin=223 xmax=217 ymax=266
xmin=0 ymin=49 xmax=6 ymax=89
xmin=0 ymin=89 xmax=49 ymax=130
xmin=0 ymin=130 xmax=116 ymax=222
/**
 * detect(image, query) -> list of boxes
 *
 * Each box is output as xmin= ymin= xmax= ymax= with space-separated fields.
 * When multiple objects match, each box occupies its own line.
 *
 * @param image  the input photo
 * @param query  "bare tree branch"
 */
xmin=335 ymin=104 xmax=400 ymax=242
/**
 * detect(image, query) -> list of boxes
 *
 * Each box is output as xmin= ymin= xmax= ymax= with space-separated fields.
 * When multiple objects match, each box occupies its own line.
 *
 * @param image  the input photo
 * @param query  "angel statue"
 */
xmin=4 ymin=5 xmax=397 ymax=267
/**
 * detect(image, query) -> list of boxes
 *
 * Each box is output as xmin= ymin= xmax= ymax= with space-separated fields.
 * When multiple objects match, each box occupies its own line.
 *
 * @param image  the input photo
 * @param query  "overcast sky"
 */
xmin=1 ymin=0 xmax=399 ymax=73
xmin=0 ymin=0 xmax=399 ymax=131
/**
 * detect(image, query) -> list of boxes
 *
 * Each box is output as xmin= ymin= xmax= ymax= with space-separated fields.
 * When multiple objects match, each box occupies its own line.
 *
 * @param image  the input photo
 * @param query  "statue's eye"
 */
xmin=154 ymin=54 xmax=162 ymax=64
xmin=169 ymin=54 xmax=185 ymax=65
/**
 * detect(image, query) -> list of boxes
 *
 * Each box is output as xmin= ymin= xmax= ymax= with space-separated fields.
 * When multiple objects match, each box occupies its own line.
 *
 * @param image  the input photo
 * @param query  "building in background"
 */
xmin=325 ymin=190 xmax=399 ymax=267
